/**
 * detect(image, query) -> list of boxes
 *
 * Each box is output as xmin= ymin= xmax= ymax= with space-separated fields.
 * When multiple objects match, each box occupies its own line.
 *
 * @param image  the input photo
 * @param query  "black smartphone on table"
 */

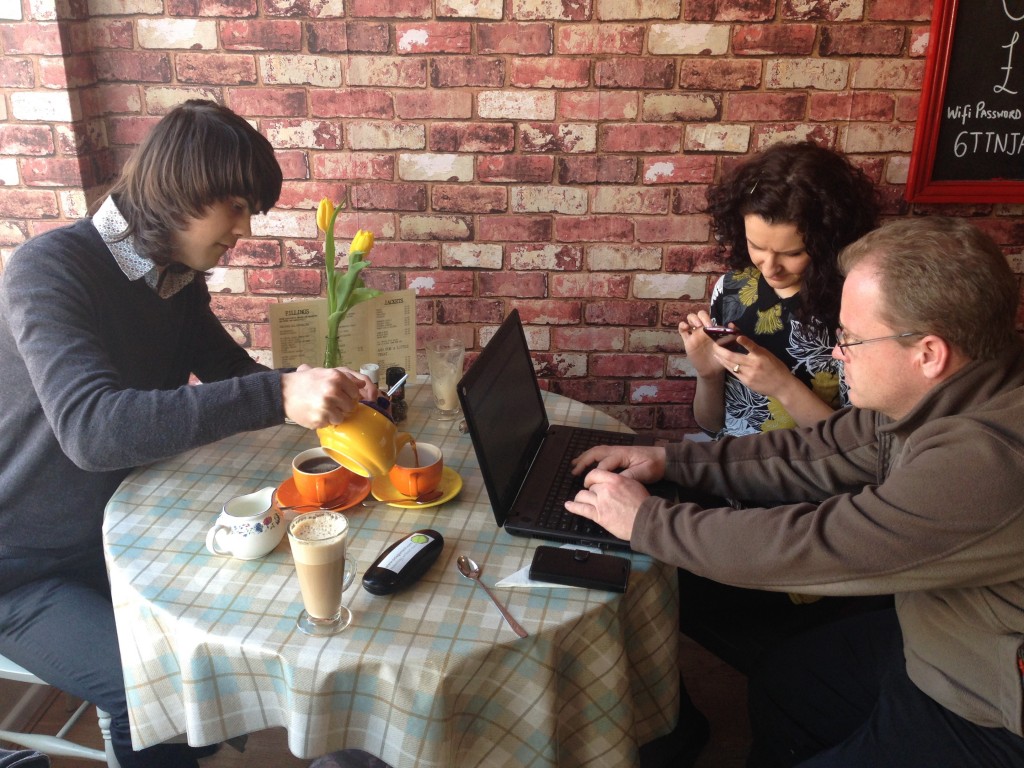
xmin=529 ymin=546 xmax=631 ymax=593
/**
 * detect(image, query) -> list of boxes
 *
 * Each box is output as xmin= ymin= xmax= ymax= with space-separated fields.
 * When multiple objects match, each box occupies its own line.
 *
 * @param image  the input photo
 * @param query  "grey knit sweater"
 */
xmin=0 ymin=218 xmax=284 ymax=554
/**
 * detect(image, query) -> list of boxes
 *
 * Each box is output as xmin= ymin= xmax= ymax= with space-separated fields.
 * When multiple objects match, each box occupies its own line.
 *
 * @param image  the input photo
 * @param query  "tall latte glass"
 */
xmin=288 ymin=510 xmax=352 ymax=636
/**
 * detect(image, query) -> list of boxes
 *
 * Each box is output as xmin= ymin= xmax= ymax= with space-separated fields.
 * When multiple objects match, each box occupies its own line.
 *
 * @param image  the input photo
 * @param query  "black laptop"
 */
xmin=457 ymin=309 xmax=667 ymax=550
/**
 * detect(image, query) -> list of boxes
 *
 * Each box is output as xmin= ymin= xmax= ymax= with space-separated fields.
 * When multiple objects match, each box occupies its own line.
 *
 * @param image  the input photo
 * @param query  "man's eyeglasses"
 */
xmin=835 ymin=328 xmax=924 ymax=353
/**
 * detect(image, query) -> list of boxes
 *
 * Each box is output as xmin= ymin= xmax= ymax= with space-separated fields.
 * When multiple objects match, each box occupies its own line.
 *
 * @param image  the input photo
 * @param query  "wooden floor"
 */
xmin=11 ymin=633 xmax=749 ymax=768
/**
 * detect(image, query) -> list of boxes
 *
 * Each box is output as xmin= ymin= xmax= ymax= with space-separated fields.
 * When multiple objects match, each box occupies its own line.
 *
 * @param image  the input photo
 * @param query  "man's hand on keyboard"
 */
xmin=564 ymin=467 xmax=650 ymax=542
xmin=569 ymin=445 xmax=666 ymax=484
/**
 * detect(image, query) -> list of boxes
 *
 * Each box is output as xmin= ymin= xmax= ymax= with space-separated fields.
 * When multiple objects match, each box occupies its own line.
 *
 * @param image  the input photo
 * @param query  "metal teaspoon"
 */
xmin=456 ymin=555 xmax=528 ymax=638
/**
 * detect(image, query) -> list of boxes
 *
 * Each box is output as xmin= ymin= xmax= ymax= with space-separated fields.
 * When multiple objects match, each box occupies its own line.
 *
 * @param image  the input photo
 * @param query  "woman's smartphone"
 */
xmin=703 ymin=325 xmax=744 ymax=352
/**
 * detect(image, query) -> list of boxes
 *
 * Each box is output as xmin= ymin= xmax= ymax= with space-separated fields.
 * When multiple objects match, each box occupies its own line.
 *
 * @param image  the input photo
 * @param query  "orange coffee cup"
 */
xmin=292 ymin=448 xmax=352 ymax=505
xmin=388 ymin=442 xmax=443 ymax=498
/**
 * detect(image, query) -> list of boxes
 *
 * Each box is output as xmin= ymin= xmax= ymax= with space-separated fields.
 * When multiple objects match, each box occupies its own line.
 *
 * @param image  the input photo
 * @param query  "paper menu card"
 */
xmin=269 ymin=289 xmax=416 ymax=379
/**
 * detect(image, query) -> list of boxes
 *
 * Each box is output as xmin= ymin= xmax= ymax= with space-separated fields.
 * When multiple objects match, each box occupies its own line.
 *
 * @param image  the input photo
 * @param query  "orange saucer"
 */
xmin=275 ymin=475 xmax=371 ymax=512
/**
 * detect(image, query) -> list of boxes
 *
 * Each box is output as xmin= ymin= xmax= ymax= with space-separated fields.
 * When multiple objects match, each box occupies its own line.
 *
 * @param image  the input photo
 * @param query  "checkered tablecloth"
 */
xmin=103 ymin=381 xmax=680 ymax=767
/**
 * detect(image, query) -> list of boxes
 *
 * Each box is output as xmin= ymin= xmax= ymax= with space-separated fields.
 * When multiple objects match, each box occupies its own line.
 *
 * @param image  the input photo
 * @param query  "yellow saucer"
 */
xmin=371 ymin=467 xmax=463 ymax=509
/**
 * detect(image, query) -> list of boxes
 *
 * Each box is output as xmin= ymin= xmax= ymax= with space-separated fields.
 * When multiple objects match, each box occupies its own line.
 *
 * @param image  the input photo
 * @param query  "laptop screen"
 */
xmin=457 ymin=310 xmax=548 ymax=521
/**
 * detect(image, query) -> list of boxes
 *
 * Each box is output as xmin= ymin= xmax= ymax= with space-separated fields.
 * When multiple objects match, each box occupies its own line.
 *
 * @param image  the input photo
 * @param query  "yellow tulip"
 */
xmin=349 ymin=229 xmax=374 ymax=254
xmin=316 ymin=198 xmax=334 ymax=234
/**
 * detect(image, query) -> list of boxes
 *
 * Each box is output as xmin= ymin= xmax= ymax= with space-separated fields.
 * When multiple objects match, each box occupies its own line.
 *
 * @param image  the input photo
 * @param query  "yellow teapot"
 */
xmin=317 ymin=402 xmax=414 ymax=478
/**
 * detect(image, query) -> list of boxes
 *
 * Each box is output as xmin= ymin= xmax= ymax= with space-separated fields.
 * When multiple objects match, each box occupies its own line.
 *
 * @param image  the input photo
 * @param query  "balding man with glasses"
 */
xmin=567 ymin=216 xmax=1024 ymax=768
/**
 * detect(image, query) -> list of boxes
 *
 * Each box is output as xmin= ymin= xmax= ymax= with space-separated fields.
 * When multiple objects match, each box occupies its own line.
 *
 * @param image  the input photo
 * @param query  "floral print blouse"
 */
xmin=709 ymin=267 xmax=848 ymax=438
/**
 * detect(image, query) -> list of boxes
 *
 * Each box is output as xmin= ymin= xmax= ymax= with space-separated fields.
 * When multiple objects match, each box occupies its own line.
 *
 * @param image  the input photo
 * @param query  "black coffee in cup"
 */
xmin=297 ymin=457 xmax=341 ymax=474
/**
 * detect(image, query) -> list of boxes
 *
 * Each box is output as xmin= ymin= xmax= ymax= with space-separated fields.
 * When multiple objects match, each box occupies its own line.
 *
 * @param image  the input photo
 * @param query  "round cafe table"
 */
xmin=103 ymin=380 xmax=680 ymax=767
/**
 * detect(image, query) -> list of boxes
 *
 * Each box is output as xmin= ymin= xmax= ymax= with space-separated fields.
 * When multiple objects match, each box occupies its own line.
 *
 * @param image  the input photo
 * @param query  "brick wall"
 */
xmin=1 ymin=0 xmax=1022 ymax=435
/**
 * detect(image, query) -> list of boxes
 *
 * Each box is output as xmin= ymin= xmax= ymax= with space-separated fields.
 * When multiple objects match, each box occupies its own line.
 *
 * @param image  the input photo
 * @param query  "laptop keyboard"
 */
xmin=535 ymin=430 xmax=635 ymax=535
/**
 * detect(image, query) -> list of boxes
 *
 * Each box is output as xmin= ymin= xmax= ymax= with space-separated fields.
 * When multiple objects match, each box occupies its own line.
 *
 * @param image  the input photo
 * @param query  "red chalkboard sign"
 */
xmin=906 ymin=0 xmax=1024 ymax=203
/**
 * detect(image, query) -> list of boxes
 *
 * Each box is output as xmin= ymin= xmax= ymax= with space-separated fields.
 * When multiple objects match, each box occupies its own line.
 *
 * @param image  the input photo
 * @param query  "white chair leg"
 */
xmin=95 ymin=707 xmax=121 ymax=768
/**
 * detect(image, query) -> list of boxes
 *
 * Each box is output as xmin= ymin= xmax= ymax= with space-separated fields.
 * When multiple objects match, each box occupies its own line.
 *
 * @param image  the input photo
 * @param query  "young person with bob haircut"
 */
xmin=0 ymin=100 xmax=375 ymax=768
xmin=569 ymin=217 xmax=1024 ymax=767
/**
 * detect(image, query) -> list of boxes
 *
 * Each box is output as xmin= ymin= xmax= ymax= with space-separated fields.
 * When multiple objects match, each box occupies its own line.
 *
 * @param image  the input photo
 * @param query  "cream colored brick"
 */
xmin=885 ymin=155 xmax=910 ymax=184
xmin=596 ymin=0 xmax=680 ymax=20
xmin=511 ymin=185 xmax=588 ymax=214
xmin=0 ymin=0 xmax=22 ymax=18
xmin=478 ymin=91 xmax=555 ymax=120
xmin=437 ymin=0 xmax=502 ymax=19
xmin=27 ymin=0 xmax=55 ymax=20
xmin=265 ymin=121 xmax=339 ymax=149
xmin=634 ymin=273 xmax=706 ymax=300
xmin=767 ymin=59 xmax=848 ymax=91
xmin=11 ymin=91 xmax=76 ymax=121
xmin=442 ymin=242 xmax=503 ymax=268
xmin=347 ymin=122 xmax=425 ymax=150
xmin=59 ymin=189 xmax=89 ymax=218
xmin=260 ymin=55 xmax=342 ymax=87
xmin=512 ymin=0 xmax=593 ymax=20
xmin=683 ymin=124 xmax=750 ymax=153
xmin=667 ymin=354 xmax=698 ymax=377
xmin=632 ymin=328 xmax=683 ymax=352
xmin=588 ymin=244 xmax=661 ymax=271
xmin=399 ymin=215 xmax=471 ymax=240
xmin=399 ymin=153 xmax=474 ymax=181
xmin=786 ymin=0 xmax=862 ymax=21
xmin=760 ymin=124 xmax=837 ymax=146
xmin=0 ymin=158 xmax=19 ymax=185
xmin=205 ymin=267 xmax=247 ymax=294
xmin=251 ymin=210 xmax=316 ymax=239
xmin=144 ymin=87 xmax=221 ymax=113
xmin=138 ymin=19 xmax=217 ymax=49
xmin=88 ymin=0 xmax=162 ymax=14
xmin=643 ymin=93 xmax=719 ymax=121
xmin=844 ymin=124 xmax=915 ymax=153
xmin=649 ymin=24 xmax=728 ymax=55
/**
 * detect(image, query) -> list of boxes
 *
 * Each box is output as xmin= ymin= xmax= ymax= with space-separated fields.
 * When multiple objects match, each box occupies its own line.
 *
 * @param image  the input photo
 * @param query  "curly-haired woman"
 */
xmin=680 ymin=141 xmax=880 ymax=437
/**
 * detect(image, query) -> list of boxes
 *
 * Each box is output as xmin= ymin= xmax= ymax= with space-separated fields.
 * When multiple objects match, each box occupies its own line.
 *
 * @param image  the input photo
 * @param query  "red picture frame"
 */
xmin=906 ymin=0 xmax=1024 ymax=203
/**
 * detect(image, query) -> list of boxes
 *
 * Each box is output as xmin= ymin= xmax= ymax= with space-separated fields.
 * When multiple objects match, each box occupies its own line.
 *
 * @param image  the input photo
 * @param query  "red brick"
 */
xmin=220 ymin=20 xmax=302 ymax=50
xmin=637 ymin=217 xmax=714 ymax=246
xmin=820 ymin=24 xmax=905 ymax=56
xmin=513 ymin=300 xmax=582 ymax=325
xmin=0 ymin=125 xmax=55 ymax=156
xmin=548 ymin=379 xmax=626 ymax=404
xmin=733 ymin=23 xmax=816 ymax=55
xmin=395 ymin=90 xmax=472 ymax=119
xmin=0 ymin=22 xmax=64 ymax=55
xmin=307 ymin=22 xmax=389 ymax=52
xmin=368 ymin=241 xmax=439 ymax=268
xmin=596 ymin=59 xmax=675 ymax=89
xmin=169 ymin=0 xmax=257 ymax=14
xmin=40 ymin=55 xmax=96 ymax=89
xmin=276 ymin=181 xmax=348 ymax=209
xmin=551 ymin=326 xmax=625 ymax=351
xmin=656 ymin=403 xmax=700 ymax=432
xmin=602 ymin=124 xmax=681 ymax=152
xmin=477 ymin=155 xmax=554 ymax=183
xmin=88 ymin=20 xmax=134 ymax=49
xmin=781 ymin=0 xmax=862 ymax=20
xmin=809 ymin=92 xmax=895 ymax=122
xmin=585 ymin=301 xmax=658 ymax=326
xmin=177 ymin=54 xmax=257 ymax=85
xmin=348 ymin=0 xmax=431 ymax=17
xmin=477 ymin=22 xmax=552 ymax=54
xmin=510 ymin=58 xmax=590 ymax=88
xmin=430 ymin=57 xmax=505 ymax=87
xmin=314 ymin=152 xmax=394 ymax=180
xmin=592 ymin=354 xmax=664 ymax=377
xmin=686 ymin=0 xmax=774 ymax=21
xmin=80 ymin=84 xmax=143 ymax=117
xmin=550 ymin=273 xmax=630 ymax=298
xmin=867 ymin=0 xmax=932 ymax=22
xmin=679 ymin=59 xmax=761 ymax=90
xmin=0 ymin=189 xmax=60 ymax=218
xmin=555 ymin=215 xmax=633 ymax=243
xmin=672 ymin=186 xmax=712 ymax=215
xmin=640 ymin=155 xmax=715 ymax=185
xmin=478 ymin=271 xmax=546 ymax=297
xmin=557 ymin=156 xmax=637 ymax=184
xmin=264 ymin=0 xmax=344 ymax=16
xmin=663 ymin=245 xmax=726 ymax=273
xmin=559 ymin=91 xmax=638 ymax=120
xmin=479 ymin=216 xmax=553 ymax=242
xmin=0 ymin=57 xmax=35 ymax=87
xmin=210 ymin=295 xmax=275 ymax=323
xmin=725 ymin=92 xmax=807 ymax=121
xmin=21 ymin=157 xmax=92 ymax=187
xmin=520 ymin=123 xmax=595 ymax=153
xmin=664 ymin=297 xmax=718 ymax=327
xmin=432 ymin=186 xmax=507 ymax=214
xmin=629 ymin=378 xmax=697 ymax=403
xmin=405 ymin=271 xmax=475 ymax=295
xmin=226 ymin=88 xmax=306 ymax=116
xmin=309 ymin=89 xmax=394 ymax=119
xmin=430 ymin=123 xmax=515 ymax=153
xmin=556 ymin=23 xmax=644 ymax=54
xmin=247 ymin=268 xmax=321 ymax=295
xmin=95 ymin=51 xmax=171 ymax=83
xmin=351 ymin=183 xmax=428 ymax=211
xmin=277 ymin=150 xmax=312 ymax=180
xmin=435 ymin=298 xmax=504 ymax=323
xmin=395 ymin=22 xmax=471 ymax=53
